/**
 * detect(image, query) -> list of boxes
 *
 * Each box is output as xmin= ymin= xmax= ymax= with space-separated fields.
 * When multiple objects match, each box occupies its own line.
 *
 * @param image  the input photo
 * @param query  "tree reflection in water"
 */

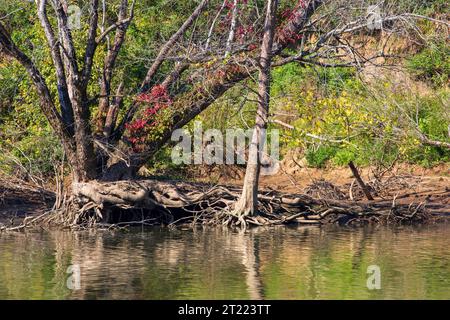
xmin=0 ymin=224 xmax=449 ymax=299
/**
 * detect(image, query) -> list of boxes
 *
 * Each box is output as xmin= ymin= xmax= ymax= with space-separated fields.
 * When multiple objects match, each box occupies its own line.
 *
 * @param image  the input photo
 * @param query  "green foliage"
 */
xmin=305 ymin=145 xmax=337 ymax=168
xmin=0 ymin=90 xmax=63 ymax=177
xmin=145 ymin=146 xmax=188 ymax=180
xmin=407 ymin=42 xmax=450 ymax=87
xmin=331 ymin=149 xmax=357 ymax=166
xmin=387 ymin=0 xmax=449 ymax=15
xmin=272 ymin=60 xmax=449 ymax=169
xmin=272 ymin=63 xmax=357 ymax=96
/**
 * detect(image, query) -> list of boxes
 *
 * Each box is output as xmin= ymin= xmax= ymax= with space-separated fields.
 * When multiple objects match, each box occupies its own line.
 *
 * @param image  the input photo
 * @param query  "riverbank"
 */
xmin=0 ymin=179 xmax=54 ymax=227
xmin=1 ymin=163 xmax=449 ymax=229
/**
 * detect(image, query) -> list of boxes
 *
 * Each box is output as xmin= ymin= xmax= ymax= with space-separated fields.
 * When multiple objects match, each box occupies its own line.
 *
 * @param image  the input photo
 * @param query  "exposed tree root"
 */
xmin=6 ymin=178 xmax=434 ymax=231
xmin=2 ymin=178 xmax=441 ymax=232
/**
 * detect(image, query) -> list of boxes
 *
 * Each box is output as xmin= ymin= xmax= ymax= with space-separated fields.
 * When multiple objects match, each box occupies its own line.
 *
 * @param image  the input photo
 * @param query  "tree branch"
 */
xmin=225 ymin=0 xmax=238 ymax=56
xmin=0 ymin=22 xmax=72 ymax=143
xmin=95 ymin=17 xmax=133 ymax=45
xmin=140 ymin=0 xmax=210 ymax=90
xmin=81 ymin=0 xmax=100 ymax=87
xmin=96 ymin=0 xmax=134 ymax=134
xmin=37 ymin=0 xmax=74 ymax=131
xmin=50 ymin=0 xmax=79 ymax=79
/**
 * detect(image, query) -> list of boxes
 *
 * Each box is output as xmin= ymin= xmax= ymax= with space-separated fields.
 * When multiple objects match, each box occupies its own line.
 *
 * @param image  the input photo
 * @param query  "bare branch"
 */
xmin=204 ymin=0 xmax=227 ymax=52
xmin=96 ymin=0 xmax=134 ymax=134
xmin=81 ymin=0 xmax=100 ymax=87
xmin=140 ymin=0 xmax=210 ymax=90
xmin=225 ymin=0 xmax=238 ymax=56
xmin=37 ymin=0 xmax=74 ymax=130
xmin=103 ymin=82 xmax=125 ymax=137
xmin=50 ymin=0 xmax=79 ymax=78
xmin=95 ymin=17 xmax=133 ymax=45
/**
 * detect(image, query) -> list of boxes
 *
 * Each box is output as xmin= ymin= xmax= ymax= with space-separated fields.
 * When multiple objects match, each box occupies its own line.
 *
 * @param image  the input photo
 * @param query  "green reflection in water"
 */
xmin=0 ymin=224 xmax=449 ymax=299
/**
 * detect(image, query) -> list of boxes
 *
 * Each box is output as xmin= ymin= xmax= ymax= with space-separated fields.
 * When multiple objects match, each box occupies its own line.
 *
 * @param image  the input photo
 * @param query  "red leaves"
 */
xmin=216 ymin=69 xmax=226 ymax=79
xmin=277 ymin=29 xmax=303 ymax=44
xmin=281 ymin=8 xmax=296 ymax=21
xmin=136 ymin=84 xmax=171 ymax=104
xmin=276 ymin=0 xmax=308 ymax=45
xmin=224 ymin=0 xmax=235 ymax=10
xmin=126 ymin=85 xmax=171 ymax=153
xmin=127 ymin=118 xmax=147 ymax=131
xmin=247 ymin=43 xmax=258 ymax=51
xmin=236 ymin=25 xmax=254 ymax=42
xmin=150 ymin=84 xmax=171 ymax=101
xmin=215 ymin=64 xmax=243 ymax=82
xmin=224 ymin=0 xmax=248 ymax=10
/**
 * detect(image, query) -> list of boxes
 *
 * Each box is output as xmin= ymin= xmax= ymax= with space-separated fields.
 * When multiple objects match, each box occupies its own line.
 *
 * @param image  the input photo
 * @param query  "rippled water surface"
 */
xmin=0 ymin=224 xmax=449 ymax=299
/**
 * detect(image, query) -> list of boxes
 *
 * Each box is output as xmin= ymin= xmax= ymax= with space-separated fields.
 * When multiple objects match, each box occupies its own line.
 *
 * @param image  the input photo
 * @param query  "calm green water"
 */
xmin=0 ymin=224 xmax=449 ymax=299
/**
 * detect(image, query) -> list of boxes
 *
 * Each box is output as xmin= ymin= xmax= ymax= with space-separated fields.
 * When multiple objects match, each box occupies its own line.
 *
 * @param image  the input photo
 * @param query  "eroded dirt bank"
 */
xmin=1 ymin=164 xmax=449 ymax=229
xmin=0 ymin=179 xmax=54 ymax=226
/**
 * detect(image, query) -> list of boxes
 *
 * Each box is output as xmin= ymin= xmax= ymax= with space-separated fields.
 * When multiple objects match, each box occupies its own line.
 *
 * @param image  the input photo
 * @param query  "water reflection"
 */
xmin=0 ymin=224 xmax=449 ymax=299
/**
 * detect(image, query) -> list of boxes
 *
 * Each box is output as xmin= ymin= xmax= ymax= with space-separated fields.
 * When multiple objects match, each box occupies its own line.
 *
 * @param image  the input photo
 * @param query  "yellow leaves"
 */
xmin=290 ymin=91 xmax=377 ymax=139
xmin=344 ymin=108 xmax=353 ymax=117
xmin=398 ymin=145 xmax=408 ymax=155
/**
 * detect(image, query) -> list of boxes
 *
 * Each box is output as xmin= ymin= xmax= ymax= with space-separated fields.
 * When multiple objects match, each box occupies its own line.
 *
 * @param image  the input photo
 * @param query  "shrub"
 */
xmin=305 ymin=145 xmax=337 ymax=168
xmin=331 ymin=148 xmax=357 ymax=166
xmin=407 ymin=42 xmax=450 ymax=87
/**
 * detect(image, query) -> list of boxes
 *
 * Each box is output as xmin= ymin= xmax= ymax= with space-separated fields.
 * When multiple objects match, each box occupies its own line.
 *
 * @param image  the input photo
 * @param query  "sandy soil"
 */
xmin=192 ymin=163 xmax=450 ymax=216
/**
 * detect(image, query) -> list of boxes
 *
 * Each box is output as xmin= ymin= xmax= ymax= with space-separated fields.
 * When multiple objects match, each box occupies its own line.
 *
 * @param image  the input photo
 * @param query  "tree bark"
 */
xmin=224 ymin=0 xmax=238 ymax=56
xmin=233 ymin=0 xmax=278 ymax=217
xmin=96 ymin=0 xmax=130 ymax=134
xmin=348 ymin=161 xmax=374 ymax=201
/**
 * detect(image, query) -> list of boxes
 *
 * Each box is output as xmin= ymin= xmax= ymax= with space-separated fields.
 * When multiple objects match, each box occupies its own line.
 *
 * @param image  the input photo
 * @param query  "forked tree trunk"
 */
xmin=233 ymin=0 xmax=278 ymax=217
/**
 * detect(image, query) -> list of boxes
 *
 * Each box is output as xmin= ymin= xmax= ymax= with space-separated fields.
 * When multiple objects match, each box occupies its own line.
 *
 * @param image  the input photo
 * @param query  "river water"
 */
xmin=0 ymin=224 xmax=449 ymax=299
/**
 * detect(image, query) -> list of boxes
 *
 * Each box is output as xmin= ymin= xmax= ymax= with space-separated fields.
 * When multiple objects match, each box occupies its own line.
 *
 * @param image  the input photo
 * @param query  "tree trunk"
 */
xmin=348 ymin=161 xmax=374 ymax=201
xmin=233 ymin=0 xmax=278 ymax=217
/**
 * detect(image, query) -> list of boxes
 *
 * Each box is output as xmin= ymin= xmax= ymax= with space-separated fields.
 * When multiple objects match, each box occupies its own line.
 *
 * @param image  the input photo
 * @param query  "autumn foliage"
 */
xmin=125 ymin=85 xmax=172 ymax=152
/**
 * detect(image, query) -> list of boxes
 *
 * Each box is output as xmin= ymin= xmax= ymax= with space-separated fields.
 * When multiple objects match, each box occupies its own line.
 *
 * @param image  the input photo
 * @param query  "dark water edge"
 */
xmin=0 ymin=223 xmax=449 ymax=300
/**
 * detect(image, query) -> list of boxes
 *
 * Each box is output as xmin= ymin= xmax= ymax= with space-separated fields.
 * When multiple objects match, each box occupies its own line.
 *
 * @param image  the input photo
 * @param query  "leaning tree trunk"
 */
xmin=348 ymin=161 xmax=374 ymax=201
xmin=233 ymin=0 xmax=278 ymax=217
